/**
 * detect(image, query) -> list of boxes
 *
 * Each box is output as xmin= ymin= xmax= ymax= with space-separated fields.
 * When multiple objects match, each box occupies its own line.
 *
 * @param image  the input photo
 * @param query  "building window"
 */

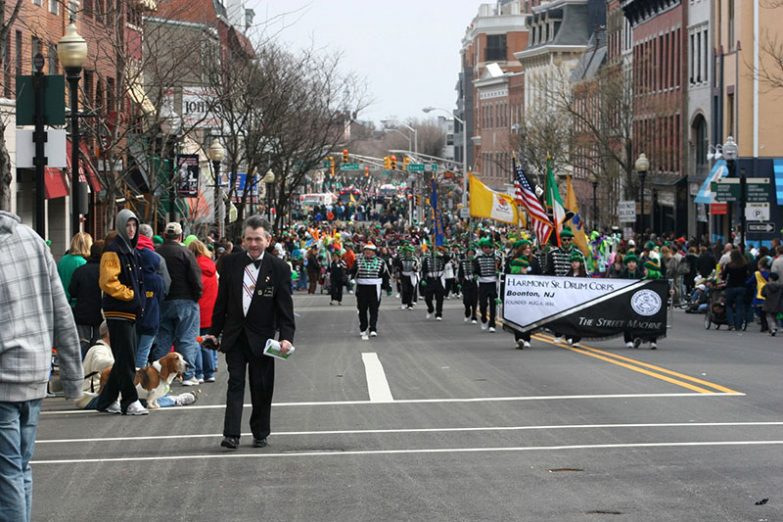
xmin=3 ymin=32 xmax=10 ymax=97
xmin=48 ymin=44 xmax=57 ymax=74
xmin=83 ymin=70 xmax=93 ymax=107
xmin=485 ymin=34 xmax=507 ymax=61
xmin=84 ymin=0 xmax=93 ymax=17
xmin=689 ymin=33 xmax=695 ymax=84
xmin=728 ymin=0 xmax=735 ymax=50
xmin=33 ymin=0 xmax=42 ymax=6
xmin=702 ymin=29 xmax=709 ymax=83
xmin=49 ymin=0 xmax=58 ymax=14
xmin=106 ymin=77 xmax=115 ymax=112
xmin=68 ymin=1 xmax=78 ymax=20
xmin=15 ymin=31 xmax=22 ymax=77
xmin=727 ymin=92 xmax=735 ymax=137
xmin=31 ymin=36 xmax=40 ymax=68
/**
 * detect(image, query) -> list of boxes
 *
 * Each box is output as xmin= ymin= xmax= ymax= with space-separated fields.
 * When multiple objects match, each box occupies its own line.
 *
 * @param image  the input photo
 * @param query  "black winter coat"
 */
xmin=69 ymin=256 xmax=103 ymax=326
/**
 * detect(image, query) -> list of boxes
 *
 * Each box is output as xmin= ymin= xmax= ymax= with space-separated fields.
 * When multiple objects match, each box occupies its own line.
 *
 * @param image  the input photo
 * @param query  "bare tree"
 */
xmin=0 ymin=0 xmax=25 ymax=210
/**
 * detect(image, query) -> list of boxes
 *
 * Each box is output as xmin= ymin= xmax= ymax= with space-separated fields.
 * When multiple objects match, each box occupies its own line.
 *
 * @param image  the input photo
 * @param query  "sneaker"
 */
xmin=99 ymin=400 xmax=121 ymax=414
xmin=330 ymin=301 xmax=334 ymax=306
xmin=488 ymin=327 xmax=495 ymax=333
xmin=633 ymin=338 xmax=642 ymax=349
xmin=396 ymin=293 xmax=400 ymax=298
xmin=407 ymin=305 xmax=413 ymax=310
xmin=359 ymin=330 xmax=367 ymax=338
xmin=553 ymin=336 xmax=563 ymax=343
xmin=572 ymin=341 xmax=581 ymax=347
xmin=523 ymin=341 xmax=531 ymax=349
xmin=124 ymin=400 xmax=149 ymax=416
xmin=567 ymin=338 xmax=574 ymax=346
xmin=516 ymin=339 xmax=525 ymax=350
xmin=625 ymin=342 xmax=634 ymax=349
xmin=401 ymin=304 xmax=407 ymax=310
xmin=174 ymin=392 xmax=199 ymax=406
xmin=650 ymin=342 xmax=657 ymax=350
xmin=205 ymin=376 xmax=216 ymax=383
xmin=181 ymin=377 xmax=200 ymax=386
xmin=471 ymin=319 xmax=478 ymax=324
xmin=481 ymin=323 xmax=488 ymax=331
xmin=771 ymin=329 xmax=778 ymax=337
xmin=464 ymin=317 xmax=469 ymax=323
xmin=426 ymin=313 xmax=432 ymax=319
xmin=198 ymin=378 xmax=205 ymax=384
xmin=361 ymin=333 xmax=369 ymax=341
xmin=436 ymin=316 xmax=442 ymax=321
xmin=370 ymin=331 xmax=378 ymax=337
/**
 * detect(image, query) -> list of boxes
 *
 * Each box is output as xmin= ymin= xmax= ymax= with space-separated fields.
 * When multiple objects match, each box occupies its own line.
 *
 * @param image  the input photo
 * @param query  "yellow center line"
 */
xmin=530 ymin=334 xmax=739 ymax=395
xmin=533 ymin=333 xmax=740 ymax=394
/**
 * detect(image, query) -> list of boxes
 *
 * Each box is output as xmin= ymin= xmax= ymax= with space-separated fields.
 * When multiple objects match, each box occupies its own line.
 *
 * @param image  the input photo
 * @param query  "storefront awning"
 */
xmin=694 ymin=159 xmax=727 ymax=204
xmin=66 ymin=140 xmax=102 ymax=193
xmin=774 ymin=159 xmax=783 ymax=205
xmin=127 ymin=78 xmax=155 ymax=115
xmin=44 ymin=168 xmax=69 ymax=199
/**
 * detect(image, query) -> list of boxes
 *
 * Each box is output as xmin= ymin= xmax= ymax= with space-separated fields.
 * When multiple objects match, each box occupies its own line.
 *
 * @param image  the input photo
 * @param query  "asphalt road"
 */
xmin=33 ymin=292 xmax=783 ymax=521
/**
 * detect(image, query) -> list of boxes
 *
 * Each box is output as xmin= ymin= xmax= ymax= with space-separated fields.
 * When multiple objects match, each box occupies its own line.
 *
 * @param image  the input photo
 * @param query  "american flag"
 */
xmin=513 ymin=162 xmax=553 ymax=244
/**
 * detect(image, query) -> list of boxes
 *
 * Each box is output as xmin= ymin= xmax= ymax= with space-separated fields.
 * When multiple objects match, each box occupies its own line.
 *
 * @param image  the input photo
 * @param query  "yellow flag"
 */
xmin=564 ymin=175 xmax=591 ymax=257
xmin=469 ymin=174 xmax=519 ymax=225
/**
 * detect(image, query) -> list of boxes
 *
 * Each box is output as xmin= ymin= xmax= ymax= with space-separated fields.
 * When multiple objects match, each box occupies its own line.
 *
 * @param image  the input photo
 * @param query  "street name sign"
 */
xmin=711 ymin=177 xmax=771 ymax=203
xmin=408 ymin=163 xmax=425 ymax=173
xmin=16 ymin=128 xmax=67 ymax=168
xmin=16 ymin=75 xmax=65 ymax=126
xmin=340 ymin=163 xmax=360 ymax=171
xmin=618 ymin=200 xmax=636 ymax=223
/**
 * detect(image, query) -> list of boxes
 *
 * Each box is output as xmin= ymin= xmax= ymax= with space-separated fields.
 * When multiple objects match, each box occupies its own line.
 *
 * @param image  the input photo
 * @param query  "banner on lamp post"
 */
xmin=176 ymin=154 xmax=200 ymax=197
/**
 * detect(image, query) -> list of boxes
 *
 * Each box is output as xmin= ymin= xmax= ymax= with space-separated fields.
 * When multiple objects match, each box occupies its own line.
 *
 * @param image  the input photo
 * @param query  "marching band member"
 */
xmin=393 ymin=243 xmax=420 ymax=310
xmin=473 ymin=237 xmax=500 ymax=332
xmin=421 ymin=246 xmax=448 ymax=320
xmin=350 ymin=243 xmax=391 ymax=341
xmin=458 ymin=245 xmax=478 ymax=323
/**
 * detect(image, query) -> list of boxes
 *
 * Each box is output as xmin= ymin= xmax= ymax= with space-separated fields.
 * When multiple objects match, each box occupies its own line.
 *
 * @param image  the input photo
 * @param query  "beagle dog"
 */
xmin=99 ymin=352 xmax=187 ymax=409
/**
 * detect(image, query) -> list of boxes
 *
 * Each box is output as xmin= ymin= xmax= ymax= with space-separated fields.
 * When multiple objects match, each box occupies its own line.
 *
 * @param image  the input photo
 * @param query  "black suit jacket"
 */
xmin=211 ymin=252 xmax=296 ymax=355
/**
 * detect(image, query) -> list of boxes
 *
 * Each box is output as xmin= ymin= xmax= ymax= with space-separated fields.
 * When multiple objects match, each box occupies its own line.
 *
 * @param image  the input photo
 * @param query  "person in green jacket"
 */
xmin=57 ymin=232 xmax=93 ymax=304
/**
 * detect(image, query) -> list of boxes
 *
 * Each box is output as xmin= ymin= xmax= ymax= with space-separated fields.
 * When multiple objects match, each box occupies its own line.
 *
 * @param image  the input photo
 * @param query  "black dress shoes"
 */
xmin=252 ymin=438 xmax=268 ymax=448
xmin=221 ymin=436 xmax=240 ymax=450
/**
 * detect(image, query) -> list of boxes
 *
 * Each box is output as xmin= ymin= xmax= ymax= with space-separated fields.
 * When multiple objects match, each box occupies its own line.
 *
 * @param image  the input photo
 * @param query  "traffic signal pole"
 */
xmin=32 ymin=53 xmax=47 ymax=237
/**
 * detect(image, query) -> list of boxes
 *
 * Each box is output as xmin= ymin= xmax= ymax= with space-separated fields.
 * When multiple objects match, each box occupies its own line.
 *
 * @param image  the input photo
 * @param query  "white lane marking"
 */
xmin=31 ymin=440 xmax=783 ymax=465
xmin=40 ymin=392 xmax=745 ymax=415
xmin=361 ymin=352 xmax=394 ymax=403
xmin=35 ymin=421 xmax=783 ymax=445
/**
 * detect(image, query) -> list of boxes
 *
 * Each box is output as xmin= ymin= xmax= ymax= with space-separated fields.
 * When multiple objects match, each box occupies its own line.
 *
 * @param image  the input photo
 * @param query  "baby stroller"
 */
xmin=704 ymin=285 xmax=728 ymax=329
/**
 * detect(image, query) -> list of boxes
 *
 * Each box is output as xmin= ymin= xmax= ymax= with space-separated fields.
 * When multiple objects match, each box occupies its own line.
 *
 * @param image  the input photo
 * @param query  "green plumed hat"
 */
xmin=510 ymin=257 xmax=530 ymax=268
xmin=560 ymin=227 xmax=574 ymax=239
xmin=569 ymin=251 xmax=584 ymax=262
xmin=512 ymin=239 xmax=530 ymax=249
xmin=644 ymin=258 xmax=660 ymax=271
xmin=623 ymin=253 xmax=639 ymax=265
xmin=478 ymin=237 xmax=493 ymax=248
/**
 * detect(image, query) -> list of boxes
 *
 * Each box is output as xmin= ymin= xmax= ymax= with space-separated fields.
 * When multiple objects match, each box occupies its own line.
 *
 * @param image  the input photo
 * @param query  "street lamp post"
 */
xmin=160 ymin=105 xmax=181 ymax=223
xmin=262 ymin=169 xmax=275 ymax=224
xmin=589 ymin=174 xmax=598 ymax=231
xmin=635 ymin=153 xmax=649 ymax=236
xmin=207 ymin=138 xmax=225 ymax=239
xmin=423 ymin=106 xmax=468 ymax=215
xmin=58 ymin=21 xmax=88 ymax=236
xmin=723 ymin=136 xmax=741 ymax=247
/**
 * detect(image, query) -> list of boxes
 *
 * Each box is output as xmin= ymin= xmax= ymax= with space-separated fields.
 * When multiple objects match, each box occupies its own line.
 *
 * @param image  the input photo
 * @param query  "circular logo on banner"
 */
xmin=631 ymin=289 xmax=662 ymax=316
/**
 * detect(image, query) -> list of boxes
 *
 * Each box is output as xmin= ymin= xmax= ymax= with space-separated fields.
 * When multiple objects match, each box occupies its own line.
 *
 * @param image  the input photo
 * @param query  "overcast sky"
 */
xmin=249 ymin=0 xmax=482 ymax=124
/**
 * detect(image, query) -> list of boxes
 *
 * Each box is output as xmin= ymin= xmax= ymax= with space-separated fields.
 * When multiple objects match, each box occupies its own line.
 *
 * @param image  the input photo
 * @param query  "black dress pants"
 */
xmin=478 ymin=282 xmax=497 ymax=327
xmin=424 ymin=278 xmax=445 ymax=317
xmin=357 ymin=285 xmax=380 ymax=333
xmin=462 ymin=281 xmax=477 ymax=319
xmin=224 ymin=333 xmax=275 ymax=440
xmin=401 ymin=276 xmax=416 ymax=307
xmin=330 ymin=279 xmax=343 ymax=302
xmin=94 ymin=319 xmax=138 ymax=412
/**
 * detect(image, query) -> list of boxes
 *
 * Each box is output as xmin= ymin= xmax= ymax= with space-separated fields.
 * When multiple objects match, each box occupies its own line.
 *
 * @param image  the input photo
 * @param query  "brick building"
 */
xmin=622 ymin=0 xmax=689 ymax=235
xmin=457 ymin=0 xmax=528 ymax=188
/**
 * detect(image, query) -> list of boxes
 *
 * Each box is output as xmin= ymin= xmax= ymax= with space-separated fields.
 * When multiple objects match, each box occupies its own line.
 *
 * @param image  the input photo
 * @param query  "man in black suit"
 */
xmin=206 ymin=215 xmax=295 ymax=450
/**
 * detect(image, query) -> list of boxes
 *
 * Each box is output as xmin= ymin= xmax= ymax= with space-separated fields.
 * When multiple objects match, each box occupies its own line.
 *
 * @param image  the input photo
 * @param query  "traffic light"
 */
xmin=342 ymin=149 xmax=349 ymax=163
xmin=364 ymin=165 xmax=370 ymax=177
xmin=390 ymin=155 xmax=397 ymax=170
xmin=329 ymin=156 xmax=336 ymax=176
xmin=403 ymin=157 xmax=410 ymax=171
xmin=384 ymin=156 xmax=391 ymax=170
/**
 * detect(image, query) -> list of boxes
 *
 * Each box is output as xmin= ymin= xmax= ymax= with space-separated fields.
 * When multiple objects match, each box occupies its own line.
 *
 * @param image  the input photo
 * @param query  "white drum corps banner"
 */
xmin=503 ymin=275 xmax=668 ymax=340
